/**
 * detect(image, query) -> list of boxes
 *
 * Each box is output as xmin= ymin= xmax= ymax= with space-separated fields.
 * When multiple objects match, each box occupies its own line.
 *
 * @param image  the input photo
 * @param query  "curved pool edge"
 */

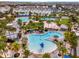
xmin=27 ymin=40 xmax=58 ymax=54
xmin=27 ymin=31 xmax=64 ymax=54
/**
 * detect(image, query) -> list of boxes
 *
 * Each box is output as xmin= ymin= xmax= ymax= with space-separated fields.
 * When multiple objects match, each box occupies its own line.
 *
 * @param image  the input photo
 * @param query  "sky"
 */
xmin=0 ymin=0 xmax=79 ymax=2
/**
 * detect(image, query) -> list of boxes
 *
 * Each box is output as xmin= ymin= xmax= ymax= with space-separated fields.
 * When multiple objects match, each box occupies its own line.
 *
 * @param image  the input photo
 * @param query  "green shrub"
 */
xmin=24 ymin=50 xmax=30 ymax=58
xmin=42 ymin=53 xmax=50 ymax=58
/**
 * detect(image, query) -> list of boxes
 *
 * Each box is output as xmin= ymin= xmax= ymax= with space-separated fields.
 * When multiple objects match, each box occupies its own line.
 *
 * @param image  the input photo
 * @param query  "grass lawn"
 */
xmin=59 ymin=19 xmax=70 ymax=25
xmin=54 ymin=18 xmax=70 ymax=25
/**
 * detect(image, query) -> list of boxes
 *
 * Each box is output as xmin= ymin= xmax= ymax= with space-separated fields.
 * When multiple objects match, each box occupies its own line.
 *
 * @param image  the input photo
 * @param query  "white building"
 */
xmin=44 ymin=21 xmax=60 ymax=29
xmin=13 ymin=5 xmax=52 ymax=15
xmin=60 ymin=24 xmax=68 ymax=29
xmin=0 ymin=5 xmax=10 ymax=13
xmin=5 ymin=31 xmax=18 ymax=39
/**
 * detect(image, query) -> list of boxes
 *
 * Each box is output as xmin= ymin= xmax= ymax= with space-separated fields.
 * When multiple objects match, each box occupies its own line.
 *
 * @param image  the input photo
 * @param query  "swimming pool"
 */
xmin=41 ymin=18 xmax=57 ymax=21
xmin=27 ymin=31 xmax=64 ymax=54
xmin=16 ymin=17 xmax=29 ymax=22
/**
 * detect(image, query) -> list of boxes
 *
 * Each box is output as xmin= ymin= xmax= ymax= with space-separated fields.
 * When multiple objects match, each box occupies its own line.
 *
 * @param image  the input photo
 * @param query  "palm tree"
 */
xmin=0 ymin=36 xmax=7 ymax=57
xmin=0 ymin=20 xmax=7 ymax=31
xmin=22 ymin=38 xmax=27 ymax=49
xmin=64 ymin=31 xmax=77 ymax=57
xmin=24 ymin=50 xmax=30 ymax=58
xmin=0 ymin=11 xmax=16 ymax=36
xmin=0 ymin=36 xmax=7 ymax=42
xmin=11 ymin=42 xmax=20 ymax=52
xmin=69 ymin=15 xmax=77 ymax=23
xmin=0 ymin=42 xmax=6 ymax=51
xmin=5 ymin=14 xmax=14 ymax=23
xmin=54 ymin=40 xmax=67 ymax=58
xmin=59 ymin=46 xmax=67 ymax=58
xmin=70 ymin=32 xmax=77 ymax=57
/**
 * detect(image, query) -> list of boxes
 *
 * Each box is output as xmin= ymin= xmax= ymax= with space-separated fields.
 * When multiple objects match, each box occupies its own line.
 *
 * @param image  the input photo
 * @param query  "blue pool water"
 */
xmin=28 ymin=31 xmax=64 ymax=54
xmin=17 ymin=17 xmax=56 ymax=22
xmin=18 ymin=17 xmax=29 ymax=22
xmin=41 ymin=18 xmax=57 ymax=21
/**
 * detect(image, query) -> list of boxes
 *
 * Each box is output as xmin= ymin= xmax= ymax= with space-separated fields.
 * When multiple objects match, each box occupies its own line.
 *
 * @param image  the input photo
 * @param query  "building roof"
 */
xmin=60 ymin=24 xmax=68 ymax=29
xmin=5 ymin=31 xmax=17 ymax=39
xmin=44 ymin=21 xmax=60 ymax=29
